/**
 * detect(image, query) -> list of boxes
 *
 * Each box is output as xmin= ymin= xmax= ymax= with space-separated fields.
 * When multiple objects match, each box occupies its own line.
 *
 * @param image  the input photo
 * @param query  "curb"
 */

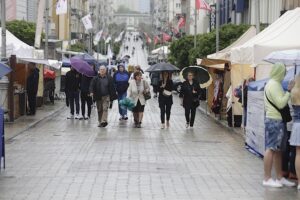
xmin=5 ymin=104 xmax=66 ymax=142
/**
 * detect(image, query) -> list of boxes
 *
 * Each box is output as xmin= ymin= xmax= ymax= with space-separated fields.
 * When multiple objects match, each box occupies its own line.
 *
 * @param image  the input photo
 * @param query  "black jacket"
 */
xmin=180 ymin=80 xmax=201 ymax=108
xmin=65 ymin=70 xmax=80 ymax=93
xmin=80 ymin=74 xmax=93 ymax=93
xmin=89 ymin=75 xmax=117 ymax=101
xmin=27 ymin=68 xmax=39 ymax=95
xmin=158 ymin=79 xmax=173 ymax=106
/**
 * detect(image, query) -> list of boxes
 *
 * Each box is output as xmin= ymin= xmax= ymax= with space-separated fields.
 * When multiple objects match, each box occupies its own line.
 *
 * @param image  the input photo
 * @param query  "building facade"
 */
xmin=4 ymin=0 xmax=38 ymax=22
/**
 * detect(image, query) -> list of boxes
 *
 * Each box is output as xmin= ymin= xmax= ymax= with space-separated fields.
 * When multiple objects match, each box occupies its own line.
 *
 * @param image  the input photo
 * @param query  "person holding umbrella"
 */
xmin=180 ymin=72 xmax=201 ymax=128
xmin=158 ymin=72 xmax=173 ymax=129
xmin=65 ymin=67 xmax=80 ymax=119
xmin=80 ymin=74 xmax=93 ymax=120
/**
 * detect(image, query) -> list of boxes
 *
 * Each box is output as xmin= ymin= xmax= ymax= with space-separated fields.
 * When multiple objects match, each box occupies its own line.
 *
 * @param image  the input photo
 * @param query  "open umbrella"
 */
xmin=119 ymin=98 xmax=135 ymax=111
xmin=44 ymin=68 xmax=56 ymax=79
xmin=70 ymin=58 xmax=96 ymax=77
xmin=146 ymin=62 xmax=179 ymax=72
xmin=179 ymin=66 xmax=212 ymax=88
xmin=0 ymin=62 xmax=12 ymax=78
xmin=264 ymin=49 xmax=300 ymax=74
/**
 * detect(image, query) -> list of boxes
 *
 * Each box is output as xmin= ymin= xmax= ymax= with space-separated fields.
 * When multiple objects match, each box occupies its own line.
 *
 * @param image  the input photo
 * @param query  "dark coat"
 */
xmin=26 ymin=68 xmax=39 ymax=95
xmin=44 ymin=79 xmax=55 ymax=91
xmin=180 ymin=80 xmax=201 ymax=108
xmin=65 ymin=70 xmax=80 ymax=93
xmin=80 ymin=75 xmax=93 ymax=93
xmin=113 ymin=70 xmax=130 ymax=94
xmin=158 ymin=79 xmax=173 ymax=106
xmin=89 ymin=75 xmax=117 ymax=101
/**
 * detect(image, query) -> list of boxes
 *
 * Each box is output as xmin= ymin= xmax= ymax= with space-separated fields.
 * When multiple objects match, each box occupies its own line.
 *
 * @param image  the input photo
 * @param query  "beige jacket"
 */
xmin=127 ymin=79 xmax=150 ymax=106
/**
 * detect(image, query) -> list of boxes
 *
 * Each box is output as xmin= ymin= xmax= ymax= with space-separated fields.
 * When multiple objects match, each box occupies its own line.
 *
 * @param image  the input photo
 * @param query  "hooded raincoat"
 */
xmin=264 ymin=63 xmax=290 ymax=120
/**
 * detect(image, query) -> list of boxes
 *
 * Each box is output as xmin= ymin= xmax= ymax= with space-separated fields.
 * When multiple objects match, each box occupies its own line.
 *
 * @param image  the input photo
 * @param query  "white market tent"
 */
xmin=231 ymin=8 xmax=300 ymax=79
xmin=0 ymin=27 xmax=35 ymax=58
xmin=151 ymin=46 xmax=169 ymax=55
xmin=19 ymin=58 xmax=62 ymax=69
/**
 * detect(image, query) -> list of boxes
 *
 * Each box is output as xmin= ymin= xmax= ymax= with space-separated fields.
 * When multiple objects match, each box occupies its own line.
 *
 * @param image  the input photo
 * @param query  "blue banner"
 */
xmin=236 ymin=0 xmax=245 ymax=13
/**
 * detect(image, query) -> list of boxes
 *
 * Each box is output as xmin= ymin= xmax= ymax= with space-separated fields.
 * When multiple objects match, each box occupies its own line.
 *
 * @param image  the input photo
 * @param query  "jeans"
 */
xmin=160 ymin=103 xmax=172 ymax=124
xmin=81 ymin=92 xmax=92 ymax=117
xmin=185 ymin=106 xmax=196 ymax=127
xmin=69 ymin=91 xmax=80 ymax=115
xmin=118 ymin=92 xmax=127 ymax=117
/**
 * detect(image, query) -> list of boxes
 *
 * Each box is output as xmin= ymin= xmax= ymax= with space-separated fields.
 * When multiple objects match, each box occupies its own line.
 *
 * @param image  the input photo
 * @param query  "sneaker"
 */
xmin=75 ymin=114 xmax=80 ymax=119
xmin=277 ymin=178 xmax=296 ymax=187
xmin=84 ymin=116 xmax=90 ymax=120
xmin=79 ymin=115 xmax=85 ymax=120
xmin=98 ymin=123 xmax=103 ymax=127
xmin=186 ymin=123 xmax=189 ymax=128
xmin=123 ymin=116 xmax=128 ymax=120
xmin=161 ymin=124 xmax=165 ymax=129
xmin=119 ymin=117 xmax=124 ymax=121
xmin=263 ymin=178 xmax=282 ymax=188
xmin=67 ymin=114 xmax=74 ymax=119
xmin=166 ymin=121 xmax=170 ymax=128
xmin=136 ymin=123 xmax=141 ymax=128
xmin=102 ymin=122 xmax=108 ymax=127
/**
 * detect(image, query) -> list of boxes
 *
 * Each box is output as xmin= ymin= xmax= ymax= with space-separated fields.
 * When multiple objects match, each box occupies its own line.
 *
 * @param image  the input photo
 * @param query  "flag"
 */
xmin=178 ymin=16 xmax=186 ymax=29
xmin=114 ymin=31 xmax=124 ymax=43
xmin=105 ymin=36 xmax=112 ymax=44
xmin=195 ymin=0 xmax=212 ymax=11
xmin=162 ymin=33 xmax=171 ymax=42
xmin=93 ymin=30 xmax=103 ymax=45
xmin=81 ymin=14 xmax=93 ymax=30
xmin=154 ymin=36 xmax=161 ymax=45
xmin=107 ymin=44 xmax=113 ymax=58
xmin=56 ymin=0 xmax=68 ymax=15
xmin=34 ymin=0 xmax=45 ymax=48
xmin=144 ymin=32 xmax=152 ymax=44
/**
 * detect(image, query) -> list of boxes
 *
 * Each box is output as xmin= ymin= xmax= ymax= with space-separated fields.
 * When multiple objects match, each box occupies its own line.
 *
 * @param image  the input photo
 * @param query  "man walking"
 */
xmin=26 ymin=64 xmax=39 ymax=115
xmin=65 ymin=67 xmax=80 ymax=119
xmin=90 ymin=66 xmax=117 ymax=127
xmin=113 ymin=64 xmax=130 ymax=120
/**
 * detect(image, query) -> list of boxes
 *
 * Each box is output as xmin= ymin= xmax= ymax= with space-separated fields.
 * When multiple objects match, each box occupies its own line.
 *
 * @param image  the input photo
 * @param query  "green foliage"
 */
xmin=6 ymin=20 xmax=36 ymax=46
xmin=113 ymin=42 xmax=121 ymax=56
xmin=169 ymin=24 xmax=251 ymax=69
xmin=70 ymin=42 xmax=86 ymax=52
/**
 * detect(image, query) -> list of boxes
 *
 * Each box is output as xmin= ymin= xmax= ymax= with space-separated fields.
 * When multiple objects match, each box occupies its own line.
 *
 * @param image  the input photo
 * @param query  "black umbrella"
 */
xmin=146 ymin=62 xmax=179 ymax=72
xmin=180 ymin=66 xmax=212 ymax=88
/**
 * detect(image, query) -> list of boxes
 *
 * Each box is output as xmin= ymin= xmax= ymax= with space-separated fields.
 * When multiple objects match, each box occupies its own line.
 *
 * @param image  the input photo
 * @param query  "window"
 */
xmin=176 ymin=3 xmax=181 ymax=8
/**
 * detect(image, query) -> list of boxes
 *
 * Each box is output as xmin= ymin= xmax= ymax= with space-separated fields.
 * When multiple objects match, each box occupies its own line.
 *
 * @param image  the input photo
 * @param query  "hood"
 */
xmin=270 ymin=63 xmax=286 ymax=82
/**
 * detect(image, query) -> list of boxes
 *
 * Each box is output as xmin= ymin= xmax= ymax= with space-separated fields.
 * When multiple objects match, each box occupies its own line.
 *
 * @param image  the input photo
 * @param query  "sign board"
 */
xmin=245 ymin=91 xmax=265 ymax=156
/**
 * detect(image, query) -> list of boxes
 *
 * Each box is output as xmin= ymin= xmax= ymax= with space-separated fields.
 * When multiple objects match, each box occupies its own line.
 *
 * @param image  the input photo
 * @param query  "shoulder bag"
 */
xmin=265 ymin=92 xmax=292 ymax=123
xmin=143 ymin=80 xmax=151 ymax=100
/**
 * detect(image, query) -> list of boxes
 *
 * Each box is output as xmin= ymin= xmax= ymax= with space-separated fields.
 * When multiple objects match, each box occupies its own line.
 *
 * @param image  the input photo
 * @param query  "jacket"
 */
xmin=65 ymin=70 xmax=80 ymax=93
xmin=158 ymin=79 xmax=173 ymax=106
xmin=264 ymin=63 xmax=290 ymax=120
xmin=89 ymin=74 xmax=117 ymax=101
xmin=80 ymin=75 xmax=93 ymax=93
xmin=127 ymin=79 xmax=150 ymax=106
xmin=26 ymin=68 xmax=40 ymax=95
xmin=113 ymin=70 xmax=130 ymax=94
xmin=180 ymin=80 xmax=201 ymax=108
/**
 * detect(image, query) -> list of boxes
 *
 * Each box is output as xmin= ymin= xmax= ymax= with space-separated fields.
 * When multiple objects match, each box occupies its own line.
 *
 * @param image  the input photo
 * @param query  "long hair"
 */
xmin=291 ymin=74 xmax=300 ymax=105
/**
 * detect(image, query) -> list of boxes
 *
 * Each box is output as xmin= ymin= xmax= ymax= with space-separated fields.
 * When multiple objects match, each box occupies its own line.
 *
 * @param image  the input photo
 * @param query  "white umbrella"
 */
xmin=264 ymin=49 xmax=300 ymax=74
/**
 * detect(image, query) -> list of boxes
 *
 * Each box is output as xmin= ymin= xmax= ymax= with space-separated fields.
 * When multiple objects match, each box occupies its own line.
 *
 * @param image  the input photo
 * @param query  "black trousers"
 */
xmin=160 ymin=103 xmax=172 ymax=124
xmin=185 ymin=106 xmax=196 ymax=127
xmin=49 ymin=89 xmax=54 ymax=103
xmin=81 ymin=92 xmax=92 ymax=117
xmin=27 ymin=93 xmax=37 ymax=114
xmin=69 ymin=91 xmax=80 ymax=115
xmin=282 ymin=131 xmax=296 ymax=176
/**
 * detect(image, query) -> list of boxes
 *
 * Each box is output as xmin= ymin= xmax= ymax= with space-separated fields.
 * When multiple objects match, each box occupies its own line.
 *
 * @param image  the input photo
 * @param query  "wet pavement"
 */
xmin=1 ymin=32 xmax=299 ymax=200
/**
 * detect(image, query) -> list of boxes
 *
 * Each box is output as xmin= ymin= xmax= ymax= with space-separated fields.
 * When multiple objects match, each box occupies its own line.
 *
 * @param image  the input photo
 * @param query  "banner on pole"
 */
xmin=34 ymin=0 xmax=46 ymax=48
xmin=81 ymin=14 xmax=93 ymax=30
xmin=93 ymin=30 xmax=103 ymax=45
xmin=105 ymin=36 xmax=111 ymax=44
xmin=56 ymin=0 xmax=68 ymax=15
xmin=114 ymin=31 xmax=124 ymax=43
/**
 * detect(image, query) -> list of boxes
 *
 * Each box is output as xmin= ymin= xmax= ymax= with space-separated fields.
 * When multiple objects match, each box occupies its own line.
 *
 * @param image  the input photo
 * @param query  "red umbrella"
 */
xmin=44 ymin=68 xmax=56 ymax=79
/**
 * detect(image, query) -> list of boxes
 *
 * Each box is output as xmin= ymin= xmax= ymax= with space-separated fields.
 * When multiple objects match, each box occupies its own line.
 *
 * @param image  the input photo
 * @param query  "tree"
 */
xmin=70 ymin=42 xmax=86 ymax=52
xmin=169 ymin=24 xmax=251 ymax=69
xmin=6 ymin=20 xmax=36 ymax=46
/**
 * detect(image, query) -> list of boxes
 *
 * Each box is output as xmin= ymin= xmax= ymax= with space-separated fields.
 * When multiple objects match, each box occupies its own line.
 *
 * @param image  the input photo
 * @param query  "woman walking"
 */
xmin=180 ymin=72 xmax=201 ymax=128
xmin=290 ymin=74 xmax=300 ymax=189
xmin=158 ymin=72 xmax=173 ymax=129
xmin=127 ymin=71 xmax=150 ymax=128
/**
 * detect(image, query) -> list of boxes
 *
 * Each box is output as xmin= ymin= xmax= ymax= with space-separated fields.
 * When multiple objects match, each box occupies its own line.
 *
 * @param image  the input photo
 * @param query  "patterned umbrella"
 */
xmin=180 ymin=66 xmax=212 ymax=88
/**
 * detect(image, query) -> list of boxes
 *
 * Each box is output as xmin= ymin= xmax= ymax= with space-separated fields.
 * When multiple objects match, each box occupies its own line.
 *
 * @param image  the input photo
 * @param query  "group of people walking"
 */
xmin=65 ymin=63 xmax=203 ymax=129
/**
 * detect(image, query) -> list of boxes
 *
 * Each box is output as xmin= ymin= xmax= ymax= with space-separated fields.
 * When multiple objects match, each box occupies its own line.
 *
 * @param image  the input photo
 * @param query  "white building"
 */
xmin=4 ymin=0 xmax=38 ymax=23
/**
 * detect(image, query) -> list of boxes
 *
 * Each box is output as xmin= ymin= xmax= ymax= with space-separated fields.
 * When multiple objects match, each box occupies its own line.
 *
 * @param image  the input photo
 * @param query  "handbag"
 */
xmin=265 ymin=92 xmax=292 ymax=123
xmin=143 ymin=80 xmax=151 ymax=100
xmin=163 ymin=89 xmax=172 ymax=97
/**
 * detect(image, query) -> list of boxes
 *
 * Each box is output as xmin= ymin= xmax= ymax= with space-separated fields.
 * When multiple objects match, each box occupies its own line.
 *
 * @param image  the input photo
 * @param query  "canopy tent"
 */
xmin=151 ymin=46 xmax=169 ymax=55
xmin=231 ymin=8 xmax=300 ymax=67
xmin=208 ymin=26 xmax=257 ymax=60
xmin=19 ymin=58 xmax=62 ymax=69
xmin=93 ymin=52 xmax=107 ymax=61
xmin=0 ymin=28 xmax=34 ymax=58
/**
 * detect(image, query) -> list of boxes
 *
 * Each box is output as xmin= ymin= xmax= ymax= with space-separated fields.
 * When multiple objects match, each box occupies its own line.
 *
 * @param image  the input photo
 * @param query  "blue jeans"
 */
xmin=118 ymin=92 xmax=127 ymax=117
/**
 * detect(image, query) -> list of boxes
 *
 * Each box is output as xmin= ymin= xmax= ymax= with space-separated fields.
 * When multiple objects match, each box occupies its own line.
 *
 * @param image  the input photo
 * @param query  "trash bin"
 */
xmin=0 ymin=107 xmax=4 ymax=170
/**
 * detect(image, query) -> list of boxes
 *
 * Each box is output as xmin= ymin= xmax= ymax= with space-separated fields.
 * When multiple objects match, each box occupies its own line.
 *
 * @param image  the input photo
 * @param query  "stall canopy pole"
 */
xmin=8 ymin=55 xmax=16 ymax=122
xmin=1 ymin=0 xmax=6 ymax=59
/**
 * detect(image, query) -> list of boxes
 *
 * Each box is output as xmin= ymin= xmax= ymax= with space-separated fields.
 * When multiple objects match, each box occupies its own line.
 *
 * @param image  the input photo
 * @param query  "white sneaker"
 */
xmin=67 ymin=114 xmax=74 ymax=119
xmin=161 ymin=124 xmax=165 ymax=129
xmin=75 ymin=114 xmax=80 ymax=119
xmin=277 ymin=178 xmax=296 ymax=187
xmin=263 ymin=178 xmax=282 ymax=188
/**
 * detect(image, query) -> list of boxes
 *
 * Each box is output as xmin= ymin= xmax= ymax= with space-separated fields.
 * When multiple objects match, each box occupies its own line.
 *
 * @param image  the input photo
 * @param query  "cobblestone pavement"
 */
xmin=0 ymin=95 xmax=299 ymax=200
